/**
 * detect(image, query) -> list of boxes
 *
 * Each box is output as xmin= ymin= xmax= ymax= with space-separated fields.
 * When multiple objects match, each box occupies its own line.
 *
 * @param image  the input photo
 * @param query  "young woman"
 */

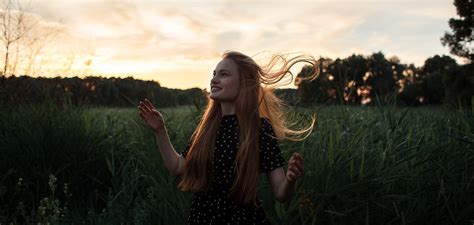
xmin=138 ymin=51 xmax=318 ymax=224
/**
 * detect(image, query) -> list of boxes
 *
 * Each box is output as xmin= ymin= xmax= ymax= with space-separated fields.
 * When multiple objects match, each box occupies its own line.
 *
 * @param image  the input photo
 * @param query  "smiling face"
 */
xmin=210 ymin=58 xmax=240 ymax=102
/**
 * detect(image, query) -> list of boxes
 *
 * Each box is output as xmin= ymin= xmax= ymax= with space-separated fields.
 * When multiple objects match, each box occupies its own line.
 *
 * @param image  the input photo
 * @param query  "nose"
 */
xmin=210 ymin=75 xmax=218 ymax=86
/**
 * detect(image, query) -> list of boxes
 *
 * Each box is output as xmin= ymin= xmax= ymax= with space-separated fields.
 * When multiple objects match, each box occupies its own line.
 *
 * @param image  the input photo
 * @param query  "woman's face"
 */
xmin=210 ymin=58 xmax=240 ymax=102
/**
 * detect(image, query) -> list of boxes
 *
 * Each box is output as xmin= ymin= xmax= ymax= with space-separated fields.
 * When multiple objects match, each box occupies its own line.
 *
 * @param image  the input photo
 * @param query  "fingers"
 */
xmin=287 ymin=167 xmax=300 ymax=182
xmin=144 ymin=98 xmax=156 ymax=110
xmin=138 ymin=101 xmax=151 ymax=114
xmin=287 ymin=171 xmax=297 ymax=182
xmin=138 ymin=98 xmax=157 ymax=116
xmin=138 ymin=105 xmax=146 ymax=115
xmin=288 ymin=164 xmax=302 ymax=177
xmin=138 ymin=99 xmax=164 ymax=124
xmin=287 ymin=152 xmax=304 ymax=182
xmin=290 ymin=152 xmax=304 ymax=171
xmin=293 ymin=152 xmax=303 ymax=163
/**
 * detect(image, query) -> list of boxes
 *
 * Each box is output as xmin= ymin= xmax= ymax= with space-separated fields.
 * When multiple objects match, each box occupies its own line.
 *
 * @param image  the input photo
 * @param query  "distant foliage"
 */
xmin=0 ymin=76 xmax=207 ymax=108
xmin=296 ymin=52 xmax=473 ymax=109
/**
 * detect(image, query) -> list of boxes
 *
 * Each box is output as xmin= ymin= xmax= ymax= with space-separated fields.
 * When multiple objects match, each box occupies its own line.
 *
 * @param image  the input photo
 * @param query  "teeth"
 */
xmin=211 ymin=87 xmax=221 ymax=92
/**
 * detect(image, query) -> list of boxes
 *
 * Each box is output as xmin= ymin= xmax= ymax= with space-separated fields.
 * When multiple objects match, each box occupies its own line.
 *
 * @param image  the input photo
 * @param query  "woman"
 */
xmin=138 ymin=51 xmax=318 ymax=224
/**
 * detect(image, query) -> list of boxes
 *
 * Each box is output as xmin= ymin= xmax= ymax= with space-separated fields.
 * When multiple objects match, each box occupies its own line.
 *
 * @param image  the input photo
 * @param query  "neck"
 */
xmin=220 ymin=101 xmax=235 ymax=116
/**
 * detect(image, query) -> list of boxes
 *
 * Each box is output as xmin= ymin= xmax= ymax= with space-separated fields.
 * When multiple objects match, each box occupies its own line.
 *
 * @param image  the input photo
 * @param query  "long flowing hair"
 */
xmin=179 ymin=51 xmax=319 ymax=204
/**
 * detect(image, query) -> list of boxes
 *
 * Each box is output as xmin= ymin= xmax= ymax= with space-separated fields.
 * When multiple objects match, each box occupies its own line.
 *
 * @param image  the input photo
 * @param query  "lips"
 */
xmin=211 ymin=86 xmax=222 ymax=92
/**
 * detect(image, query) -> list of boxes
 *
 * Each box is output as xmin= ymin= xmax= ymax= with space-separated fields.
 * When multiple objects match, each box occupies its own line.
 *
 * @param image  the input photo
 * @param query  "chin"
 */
xmin=209 ymin=93 xmax=217 ymax=99
xmin=210 ymin=94 xmax=222 ymax=101
xmin=210 ymin=95 xmax=233 ymax=102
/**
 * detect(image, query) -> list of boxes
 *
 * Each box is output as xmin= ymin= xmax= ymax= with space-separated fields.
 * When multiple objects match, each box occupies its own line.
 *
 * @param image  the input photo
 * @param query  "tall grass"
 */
xmin=0 ymin=102 xmax=472 ymax=224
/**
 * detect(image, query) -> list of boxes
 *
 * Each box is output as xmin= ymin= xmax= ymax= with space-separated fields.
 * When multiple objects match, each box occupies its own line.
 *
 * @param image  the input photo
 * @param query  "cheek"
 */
xmin=229 ymin=80 xmax=240 ymax=97
xmin=229 ymin=86 xmax=240 ymax=98
xmin=222 ymin=78 xmax=239 ymax=95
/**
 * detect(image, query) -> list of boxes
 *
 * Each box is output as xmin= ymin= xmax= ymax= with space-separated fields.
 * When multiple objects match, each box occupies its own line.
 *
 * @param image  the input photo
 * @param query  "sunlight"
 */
xmin=90 ymin=59 xmax=184 ymax=75
xmin=363 ymin=72 xmax=371 ymax=81
xmin=361 ymin=97 xmax=371 ymax=105
xmin=92 ymin=62 xmax=154 ymax=75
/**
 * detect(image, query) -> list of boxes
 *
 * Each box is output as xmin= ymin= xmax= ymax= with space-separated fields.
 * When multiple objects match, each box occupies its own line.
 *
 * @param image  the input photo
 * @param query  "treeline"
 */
xmin=296 ymin=52 xmax=473 ymax=108
xmin=0 ymin=76 xmax=207 ymax=108
xmin=0 ymin=52 xmax=472 ymax=109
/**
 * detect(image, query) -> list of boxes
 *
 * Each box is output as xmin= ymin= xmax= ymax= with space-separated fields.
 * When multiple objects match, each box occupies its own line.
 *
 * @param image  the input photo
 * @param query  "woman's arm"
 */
xmin=138 ymin=98 xmax=186 ymax=176
xmin=267 ymin=152 xmax=304 ymax=202
xmin=153 ymin=127 xmax=186 ymax=176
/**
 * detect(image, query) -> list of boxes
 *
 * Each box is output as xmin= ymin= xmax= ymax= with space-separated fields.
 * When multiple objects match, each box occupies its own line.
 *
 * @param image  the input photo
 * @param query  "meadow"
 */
xmin=0 ymin=102 xmax=473 ymax=225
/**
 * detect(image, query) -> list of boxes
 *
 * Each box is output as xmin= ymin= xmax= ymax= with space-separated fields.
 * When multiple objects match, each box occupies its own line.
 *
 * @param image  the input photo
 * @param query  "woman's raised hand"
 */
xmin=138 ymin=98 xmax=165 ymax=134
xmin=286 ymin=152 xmax=304 ymax=182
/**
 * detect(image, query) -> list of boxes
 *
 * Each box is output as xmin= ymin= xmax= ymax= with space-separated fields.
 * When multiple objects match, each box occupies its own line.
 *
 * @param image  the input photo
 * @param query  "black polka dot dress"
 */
xmin=181 ymin=114 xmax=286 ymax=225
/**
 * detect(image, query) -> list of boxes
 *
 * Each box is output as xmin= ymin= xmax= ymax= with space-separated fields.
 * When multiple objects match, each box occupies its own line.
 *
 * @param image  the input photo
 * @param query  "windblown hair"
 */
xmin=179 ymin=51 xmax=319 ymax=205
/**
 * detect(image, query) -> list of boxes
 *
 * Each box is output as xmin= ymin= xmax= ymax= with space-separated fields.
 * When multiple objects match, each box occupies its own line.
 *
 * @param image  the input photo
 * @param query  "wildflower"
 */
xmin=48 ymin=174 xmax=57 ymax=193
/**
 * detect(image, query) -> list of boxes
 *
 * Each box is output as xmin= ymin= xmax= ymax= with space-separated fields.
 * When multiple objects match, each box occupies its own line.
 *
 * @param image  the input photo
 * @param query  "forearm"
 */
xmin=276 ymin=177 xmax=296 ymax=202
xmin=153 ymin=128 xmax=181 ymax=176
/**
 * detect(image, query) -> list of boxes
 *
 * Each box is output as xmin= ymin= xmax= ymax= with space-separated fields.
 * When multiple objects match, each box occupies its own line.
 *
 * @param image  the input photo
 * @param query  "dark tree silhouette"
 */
xmin=418 ymin=55 xmax=458 ymax=104
xmin=441 ymin=0 xmax=474 ymax=62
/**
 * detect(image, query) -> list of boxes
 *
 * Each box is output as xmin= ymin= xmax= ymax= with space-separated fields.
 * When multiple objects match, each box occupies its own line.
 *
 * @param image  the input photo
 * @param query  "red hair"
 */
xmin=179 ymin=51 xmax=319 ymax=204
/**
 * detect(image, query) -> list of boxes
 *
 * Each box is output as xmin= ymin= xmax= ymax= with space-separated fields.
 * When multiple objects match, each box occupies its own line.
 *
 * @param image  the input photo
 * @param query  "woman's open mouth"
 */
xmin=211 ymin=87 xmax=222 ymax=92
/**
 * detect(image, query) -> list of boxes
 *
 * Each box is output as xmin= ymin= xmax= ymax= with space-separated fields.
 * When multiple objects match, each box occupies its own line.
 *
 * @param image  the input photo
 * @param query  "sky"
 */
xmin=7 ymin=0 xmax=460 ymax=90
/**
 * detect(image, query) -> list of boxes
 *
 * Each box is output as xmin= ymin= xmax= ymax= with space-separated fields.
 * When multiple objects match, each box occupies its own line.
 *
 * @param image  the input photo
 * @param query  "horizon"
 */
xmin=1 ymin=0 xmax=463 ymax=90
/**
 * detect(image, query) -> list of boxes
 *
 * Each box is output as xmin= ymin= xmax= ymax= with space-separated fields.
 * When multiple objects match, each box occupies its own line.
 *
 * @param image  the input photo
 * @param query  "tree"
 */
xmin=340 ymin=54 xmax=369 ymax=104
xmin=23 ymin=24 xmax=62 ymax=76
xmin=419 ymin=55 xmax=458 ymax=104
xmin=0 ymin=0 xmax=33 ymax=76
xmin=441 ymin=0 xmax=474 ymax=62
xmin=365 ymin=52 xmax=398 ymax=105
xmin=443 ymin=63 xmax=474 ymax=108
xmin=296 ymin=58 xmax=338 ymax=105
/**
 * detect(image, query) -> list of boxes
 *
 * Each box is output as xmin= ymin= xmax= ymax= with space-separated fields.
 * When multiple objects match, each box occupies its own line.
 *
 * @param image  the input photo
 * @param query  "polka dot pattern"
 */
xmin=181 ymin=114 xmax=285 ymax=225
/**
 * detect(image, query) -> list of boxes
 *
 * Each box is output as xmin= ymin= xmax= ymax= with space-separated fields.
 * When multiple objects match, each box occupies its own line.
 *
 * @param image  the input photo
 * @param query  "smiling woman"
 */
xmin=138 ymin=50 xmax=319 ymax=225
xmin=209 ymin=59 xmax=240 ymax=103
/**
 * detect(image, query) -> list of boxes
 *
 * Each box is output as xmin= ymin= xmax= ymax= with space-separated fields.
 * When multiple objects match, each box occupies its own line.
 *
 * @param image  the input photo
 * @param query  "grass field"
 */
xmin=1 ymin=102 xmax=473 ymax=224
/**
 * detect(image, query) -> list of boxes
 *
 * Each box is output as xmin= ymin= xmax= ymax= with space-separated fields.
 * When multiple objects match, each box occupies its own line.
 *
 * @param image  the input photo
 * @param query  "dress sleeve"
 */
xmin=260 ymin=118 xmax=286 ymax=173
xmin=181 ymin=136 xmax=193 ymax=158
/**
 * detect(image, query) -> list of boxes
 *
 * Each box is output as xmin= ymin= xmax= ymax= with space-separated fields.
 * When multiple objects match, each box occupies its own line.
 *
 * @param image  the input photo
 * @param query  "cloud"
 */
xmin=17 ymin=0 xmax=459 ymax=88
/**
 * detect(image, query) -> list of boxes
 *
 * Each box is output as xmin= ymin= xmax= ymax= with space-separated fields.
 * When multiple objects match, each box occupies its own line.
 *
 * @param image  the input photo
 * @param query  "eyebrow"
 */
xmin=213 ymin=69 xmax=231 ymax=74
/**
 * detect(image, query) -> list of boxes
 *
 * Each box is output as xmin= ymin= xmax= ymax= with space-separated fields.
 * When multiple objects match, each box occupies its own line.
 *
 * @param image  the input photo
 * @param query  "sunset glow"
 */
xmin=1 ymin=0 xmax=458 ymax=89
